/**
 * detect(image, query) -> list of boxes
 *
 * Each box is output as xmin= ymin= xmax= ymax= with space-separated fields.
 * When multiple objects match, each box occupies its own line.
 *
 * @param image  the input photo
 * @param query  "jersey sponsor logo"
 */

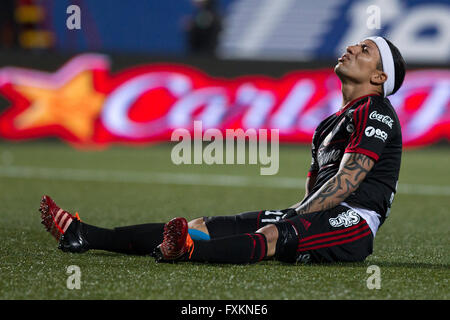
xmin=317 ymin=148 xmax=341 ymax=168
xmin=369 ymin=111 xmax=394 ymax=129
xmin=329 ymin=209 xmax=360 ymax=228
xmin=365 ymin=126 xmax=388 ymax=142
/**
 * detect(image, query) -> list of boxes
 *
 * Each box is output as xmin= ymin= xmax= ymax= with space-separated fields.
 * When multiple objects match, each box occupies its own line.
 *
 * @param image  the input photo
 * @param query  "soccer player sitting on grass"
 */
xmin=39 ymin=37 xmax=405 ymax=264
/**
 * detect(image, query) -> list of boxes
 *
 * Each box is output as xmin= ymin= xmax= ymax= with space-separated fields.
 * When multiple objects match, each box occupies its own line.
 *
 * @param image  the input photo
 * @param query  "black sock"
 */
xmin=189 ymin=233 xmax=267 ymax=264
xmin=204 ymin=211 xmax=263 ymax=238
xmin=80 ymin=222 xmax=165 ymax=255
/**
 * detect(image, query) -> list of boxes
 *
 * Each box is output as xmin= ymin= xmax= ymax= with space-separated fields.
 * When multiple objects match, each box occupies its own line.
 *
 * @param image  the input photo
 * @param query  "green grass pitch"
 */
xmin=0 ymin=142 xmax=448 ymax=299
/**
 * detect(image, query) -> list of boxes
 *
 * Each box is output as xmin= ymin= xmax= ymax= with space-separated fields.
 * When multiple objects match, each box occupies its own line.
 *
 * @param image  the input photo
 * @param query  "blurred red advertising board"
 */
xmin=0 ymin=54 xmax=448 ymax=148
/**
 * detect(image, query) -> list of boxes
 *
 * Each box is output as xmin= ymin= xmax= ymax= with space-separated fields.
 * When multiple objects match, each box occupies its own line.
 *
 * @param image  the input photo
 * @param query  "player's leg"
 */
xmin=154 ymin=217 xmax=279 ymax=264
xmin=108 ymin=209 xmax=290 ymax=256
xmin=154 ymin=209 xmax=295 ymax=263
xmin=155 ymin=205 xmax=374 ymax=264
xmin=187 ymin=208 xmax=295 ymax=239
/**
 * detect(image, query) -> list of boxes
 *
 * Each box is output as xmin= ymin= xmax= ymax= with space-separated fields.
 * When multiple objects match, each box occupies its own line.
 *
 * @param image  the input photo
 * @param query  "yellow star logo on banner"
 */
xmin=13 ymin=71 xmax=105 ymax=142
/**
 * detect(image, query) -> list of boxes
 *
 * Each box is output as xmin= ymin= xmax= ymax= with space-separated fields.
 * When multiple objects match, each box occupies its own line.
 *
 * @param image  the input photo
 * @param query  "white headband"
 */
xmin=365 ymin=36 xmax=395 ymax=97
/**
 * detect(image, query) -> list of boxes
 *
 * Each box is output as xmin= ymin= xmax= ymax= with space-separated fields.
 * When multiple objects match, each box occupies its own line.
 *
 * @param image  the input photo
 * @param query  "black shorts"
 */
xmin=279 ymin=205 xmax=374 ymax=263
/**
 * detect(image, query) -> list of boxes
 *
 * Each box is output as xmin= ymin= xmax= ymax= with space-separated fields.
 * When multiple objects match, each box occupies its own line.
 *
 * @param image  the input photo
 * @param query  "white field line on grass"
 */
xmin=0 ymin=165 xmax=449 ymax=196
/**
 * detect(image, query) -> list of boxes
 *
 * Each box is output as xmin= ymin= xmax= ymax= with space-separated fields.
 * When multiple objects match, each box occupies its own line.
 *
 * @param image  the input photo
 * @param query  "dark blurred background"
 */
xmin=1 ymin=0 xmax=448 ymax=71
xmin=0 ymin=0 xmax=448 ymax=147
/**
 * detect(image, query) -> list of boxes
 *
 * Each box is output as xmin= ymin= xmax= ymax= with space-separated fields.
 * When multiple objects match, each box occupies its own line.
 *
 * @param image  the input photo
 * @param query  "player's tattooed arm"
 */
xmin=293 ymin=153 xmax=375 ymax=214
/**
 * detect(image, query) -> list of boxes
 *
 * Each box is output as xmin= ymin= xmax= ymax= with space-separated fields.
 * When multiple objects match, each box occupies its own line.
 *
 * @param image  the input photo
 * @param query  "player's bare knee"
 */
xmin=187 ymin=217 xmax=209 ymax=235
xmin=257 ymin=224 xmax=278 ymax=257
xmin=187 ymin=217 xmax=204 ymax=229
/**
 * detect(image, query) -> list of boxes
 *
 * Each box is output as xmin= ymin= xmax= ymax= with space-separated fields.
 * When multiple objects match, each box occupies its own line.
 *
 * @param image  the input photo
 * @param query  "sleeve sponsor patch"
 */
xmin=364 ymin=126 xmax=388 ymax=142
xmin=369 ymin=111 xmax=394 ymax=129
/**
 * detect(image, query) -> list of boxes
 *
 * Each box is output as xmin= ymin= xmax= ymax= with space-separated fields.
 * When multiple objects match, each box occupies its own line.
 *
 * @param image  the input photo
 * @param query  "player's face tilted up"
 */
xmin=335 ymin=40 xmax=385 ymax=89
xmin=38 ymin=37 xmax=406 ymax=265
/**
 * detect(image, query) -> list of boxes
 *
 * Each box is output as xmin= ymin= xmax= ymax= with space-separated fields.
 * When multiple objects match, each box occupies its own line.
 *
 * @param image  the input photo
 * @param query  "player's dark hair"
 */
xmin=383 ymin=38 xmax=406 ymax=95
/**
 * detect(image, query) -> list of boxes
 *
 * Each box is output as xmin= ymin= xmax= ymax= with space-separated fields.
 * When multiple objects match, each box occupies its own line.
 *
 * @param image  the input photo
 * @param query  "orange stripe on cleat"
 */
xmin=186 ymin=234 xmax=195 ymax=260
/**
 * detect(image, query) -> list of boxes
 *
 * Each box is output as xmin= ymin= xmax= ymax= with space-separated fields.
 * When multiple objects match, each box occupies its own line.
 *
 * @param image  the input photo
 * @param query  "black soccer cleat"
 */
xmin=58 ymin=219 xmax=90 ymax=253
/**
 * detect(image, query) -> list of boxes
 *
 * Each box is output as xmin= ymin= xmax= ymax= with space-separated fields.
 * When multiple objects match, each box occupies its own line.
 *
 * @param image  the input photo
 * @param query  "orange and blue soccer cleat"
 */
xmin=153 ymin=217 xmax=194 ymax=262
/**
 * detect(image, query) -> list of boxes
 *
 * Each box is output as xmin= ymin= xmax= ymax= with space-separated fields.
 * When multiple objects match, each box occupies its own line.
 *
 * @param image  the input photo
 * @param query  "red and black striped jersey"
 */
xmin=306 ymin=94 xmax=402 ymax=225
